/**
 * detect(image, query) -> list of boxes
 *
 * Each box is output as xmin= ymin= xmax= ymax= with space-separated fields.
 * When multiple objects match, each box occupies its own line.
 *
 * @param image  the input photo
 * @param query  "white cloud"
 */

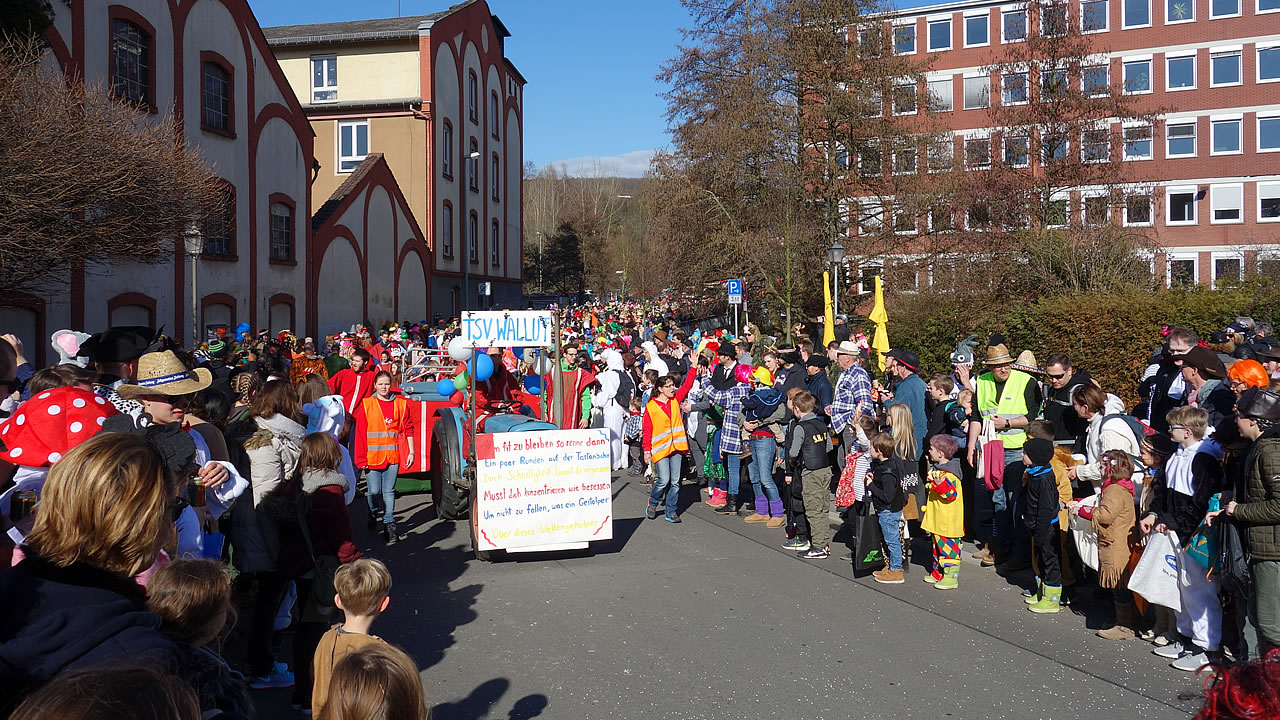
xmin=546 ymin=149 xmax=655 ymax=178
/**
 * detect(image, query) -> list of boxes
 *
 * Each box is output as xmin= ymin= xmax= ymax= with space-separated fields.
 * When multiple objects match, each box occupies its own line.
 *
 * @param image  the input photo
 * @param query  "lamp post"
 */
xmin=536 ymin=231 xmax=544 ymax=294
xmin=615 ymin=269 xmax=625 ymax=300
xmin=827 ymin=238 xmax=846 ymax=318
xmin=184 ymin=224 xmax=204 ymax=349
xmin=461 ymin=149 xmax=481 ymax=311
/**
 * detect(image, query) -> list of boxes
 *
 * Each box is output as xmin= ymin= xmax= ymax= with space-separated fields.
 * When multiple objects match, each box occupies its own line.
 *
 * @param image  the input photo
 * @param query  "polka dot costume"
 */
xmin=0 ymin=387 xmax=119 ymax=467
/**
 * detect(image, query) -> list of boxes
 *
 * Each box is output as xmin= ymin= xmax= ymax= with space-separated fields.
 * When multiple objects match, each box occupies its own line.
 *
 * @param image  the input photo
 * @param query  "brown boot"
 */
xmin=973 ymin=546 xmax=993 ymax=563
xmin=744 ymin=513 xmax=770 ymax=524
xmin=1096 ymin=602 xmax=1137 ymax=640
xmin=765 ymin=516 xmax=786 ymax=529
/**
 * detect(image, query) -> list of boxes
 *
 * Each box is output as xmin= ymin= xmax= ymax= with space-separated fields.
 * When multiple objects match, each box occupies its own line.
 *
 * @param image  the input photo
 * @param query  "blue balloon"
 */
xmin=523 ymin=374 xmax=542 ymax=395
xmin=436 ymin=378 xmax=456 ymax=398
xmin=470 ymin=352 xmax=495 ymax=382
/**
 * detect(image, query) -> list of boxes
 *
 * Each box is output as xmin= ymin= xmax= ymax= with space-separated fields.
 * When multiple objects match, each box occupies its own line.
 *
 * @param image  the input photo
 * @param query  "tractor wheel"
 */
xmin=433 ymin=417 xmax=466 ymax=521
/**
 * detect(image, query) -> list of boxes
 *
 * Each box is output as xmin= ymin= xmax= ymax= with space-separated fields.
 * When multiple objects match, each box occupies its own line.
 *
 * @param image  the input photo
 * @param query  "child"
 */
xmin=866 ymin=432 xmax=906 ymax=584
xmin=1135 ymin=433 xmax=1177 ymax=644
xmin=887 ymin=403 xmax=922 ymax=565
xmin=1026 ymin=420 xmax=1078 ymax=597
xmin=1070 ymin=450 xmax=1139 ymax=640
xmin=783 ymin=390 xmax=832 ymax=559
xmin=623 ymin=397 xmax=645 ymax=477
xmin=320 ymin=643 xmax=428 ymax=720
xmin=147 ymin=558 xmax=253 ymax=719
xmin=1022 ymin=438 xmax=1066 ymax=614
xmin=926 ymin=375 xmax=968 ymax=451
xmin=921 ymin=435 xmax=964 ymax=589
xmin=312 ymin=558 xmax=393 ymax=718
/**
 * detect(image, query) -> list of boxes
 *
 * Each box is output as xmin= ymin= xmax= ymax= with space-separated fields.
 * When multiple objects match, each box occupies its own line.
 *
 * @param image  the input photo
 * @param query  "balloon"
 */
xmin=734 ymin=363 xmax=754 ymax=384
xmin=532 ymin=355 xmax=553 ymax=376
xmin=436 ymin=379 xmax=456 ymax=397
xmin=523 ymin=375 xmax=542 ymax=395
xmin=448 ymin=342 xmax=472 ymax=362
xmin=470 ymin=353 xmax=495 ymax=382
xmin=453 ymin=373 xmax=469 ymax=391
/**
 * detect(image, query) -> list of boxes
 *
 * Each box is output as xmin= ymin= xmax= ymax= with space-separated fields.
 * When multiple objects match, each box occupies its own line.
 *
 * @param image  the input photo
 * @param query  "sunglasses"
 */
xmin=1046 ymin=373 xmax=1066 ymax=380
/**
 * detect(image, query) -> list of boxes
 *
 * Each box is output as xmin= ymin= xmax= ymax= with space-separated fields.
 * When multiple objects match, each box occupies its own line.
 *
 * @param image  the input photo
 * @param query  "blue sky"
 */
xmin=250 ymin=0 xmax=936 ymax=177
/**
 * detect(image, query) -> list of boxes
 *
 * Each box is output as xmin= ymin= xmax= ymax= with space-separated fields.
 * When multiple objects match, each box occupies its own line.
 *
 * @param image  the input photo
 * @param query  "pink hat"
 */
xmin=0 ymin=387 xmax=118 ymax=467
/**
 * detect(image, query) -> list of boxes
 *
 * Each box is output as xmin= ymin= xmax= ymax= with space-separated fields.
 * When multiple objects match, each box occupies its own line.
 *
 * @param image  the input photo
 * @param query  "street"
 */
xmin=259 ymin=474 xmax=1206 ymax=720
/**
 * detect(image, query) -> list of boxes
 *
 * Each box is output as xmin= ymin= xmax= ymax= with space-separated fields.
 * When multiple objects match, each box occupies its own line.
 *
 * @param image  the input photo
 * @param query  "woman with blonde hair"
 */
xmin=319 ymin=643 xmax=428 ymax=720
xmin=0 ymin=433 xmax=181 ymax=715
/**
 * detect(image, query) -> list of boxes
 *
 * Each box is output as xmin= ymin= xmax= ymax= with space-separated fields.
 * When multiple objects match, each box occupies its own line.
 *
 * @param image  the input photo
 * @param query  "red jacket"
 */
xmin=328 ymin=368 xmax=377 ymax=415
xmin=277 ymin=471 xmax=360 ymax=579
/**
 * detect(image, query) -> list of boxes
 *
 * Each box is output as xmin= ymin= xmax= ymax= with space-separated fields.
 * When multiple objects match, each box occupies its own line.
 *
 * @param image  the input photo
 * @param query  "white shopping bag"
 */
xmin=1068 ymin=494 xmax=1100 ymax=571
xmin=1127 ymin=530 xmax=1182 ymax=613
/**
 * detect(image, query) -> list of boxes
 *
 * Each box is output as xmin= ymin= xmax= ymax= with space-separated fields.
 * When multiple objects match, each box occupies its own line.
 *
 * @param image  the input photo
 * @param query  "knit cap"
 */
xmin=1023 ymin=438 xmax=1054 ymax=467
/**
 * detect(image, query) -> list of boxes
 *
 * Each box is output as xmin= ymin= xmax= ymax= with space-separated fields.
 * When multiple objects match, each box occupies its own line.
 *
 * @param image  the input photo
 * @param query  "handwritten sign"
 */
xmin=461 ymin=310 xmax=553 ymax=348
xmin=474 ymin=429 xmax=613 ymax=550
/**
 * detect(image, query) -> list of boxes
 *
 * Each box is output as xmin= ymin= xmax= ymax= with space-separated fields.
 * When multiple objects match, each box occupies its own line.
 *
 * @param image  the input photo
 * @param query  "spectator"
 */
xmin=1041 ymin=353 xmax=1093 ymax=451
xmin=1068 ymin=385 xmax=1144 ymax=491
xmin=829 ymin=341 xmax=874 ymax=474
xmin=9 ymin=666 xmax=200 ymax=720
xmin=1071 ymin=450 xmax=1140 ymax=640
xmin=884 ymin=349 xmax=928 ymax=460
xmin=312 ymin=559 xmax=393 ymax=718
xmin=1136 ymin=327 xmax=1196 ymax=433
xmin=803 ymin=355 xmax=833 ymax=417
xmin=319 ymin=643 xmax=428 ymax=720
xmin=1181 ymin=346 xmax=1235 ymax=428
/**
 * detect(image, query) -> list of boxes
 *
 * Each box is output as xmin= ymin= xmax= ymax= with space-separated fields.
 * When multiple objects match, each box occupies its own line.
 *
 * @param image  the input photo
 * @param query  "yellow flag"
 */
xmin=869 ymin=275 xmax=889 ymax=371
xmin=822 ymin=270 xmax=836 ymax=347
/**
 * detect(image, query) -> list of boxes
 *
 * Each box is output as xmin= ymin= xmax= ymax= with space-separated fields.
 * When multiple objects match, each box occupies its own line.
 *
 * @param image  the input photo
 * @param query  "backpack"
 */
xmin=1215 ymin=516 xmax=1251 ymax=597
xmin=1099 ymin=412 xmax=1154 ymax=468
xmin=614 ymin=371 xmax=635 ymax=408
xmin=742 ymin=388 xmax=785 ymax=422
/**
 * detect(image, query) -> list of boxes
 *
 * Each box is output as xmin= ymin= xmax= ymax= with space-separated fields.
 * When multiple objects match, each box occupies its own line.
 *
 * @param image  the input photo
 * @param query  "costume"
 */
xmin=545 ymin=361 xmax=596 ymax=430
xmin=592 ymin=350 xmax=629 ymax=470
xmin=328 ymin=368 xmax=377 ymax=416
xmin=922 ymin=457 xmax=965 ymax=586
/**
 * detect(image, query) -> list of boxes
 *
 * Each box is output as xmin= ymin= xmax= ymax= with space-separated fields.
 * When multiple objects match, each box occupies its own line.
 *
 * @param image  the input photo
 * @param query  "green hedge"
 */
xmin=885 ymin=283 xmax=1280 ymax=406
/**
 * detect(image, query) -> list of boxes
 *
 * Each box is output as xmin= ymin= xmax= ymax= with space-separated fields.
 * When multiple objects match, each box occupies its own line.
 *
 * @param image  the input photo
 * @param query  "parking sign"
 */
xmin=727 ymin=279 xmax=742 ymax=305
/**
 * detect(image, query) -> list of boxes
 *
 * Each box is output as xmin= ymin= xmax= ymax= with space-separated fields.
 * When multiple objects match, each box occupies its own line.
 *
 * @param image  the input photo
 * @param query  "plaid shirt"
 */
xmin=707 ymin=382 xmax=753 ymax=455
xmin=623 ymin=412 xmax=643 ymax=442
xmin=830 ymin=364 xmax=873 ymax=433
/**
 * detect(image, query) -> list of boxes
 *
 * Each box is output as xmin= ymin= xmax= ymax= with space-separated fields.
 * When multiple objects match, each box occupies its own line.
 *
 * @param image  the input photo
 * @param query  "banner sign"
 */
xmin=461 ymin=310 xmax=553 ymax=348
xmin=474 ymin=429 xmax=613 ymax=550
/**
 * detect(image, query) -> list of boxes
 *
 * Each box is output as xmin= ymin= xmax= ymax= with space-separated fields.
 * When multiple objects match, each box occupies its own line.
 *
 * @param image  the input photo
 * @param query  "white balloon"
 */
xmin=447 ymin=341 xmax=473 ymax=362
xmin=533 ymin=355 xmax=553 ymax=375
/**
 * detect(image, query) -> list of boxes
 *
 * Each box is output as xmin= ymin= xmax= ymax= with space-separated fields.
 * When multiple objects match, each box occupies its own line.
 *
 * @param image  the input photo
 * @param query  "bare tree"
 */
xmin=0 ymin=38 xmax=222 ymax=295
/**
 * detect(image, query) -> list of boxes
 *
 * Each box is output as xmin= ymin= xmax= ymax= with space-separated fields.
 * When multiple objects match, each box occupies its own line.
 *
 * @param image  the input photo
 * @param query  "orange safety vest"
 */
xmin=361 ymin=395 xmax=408 ymax=467
xmin=645 ymin=397 xmax=688 ymax=462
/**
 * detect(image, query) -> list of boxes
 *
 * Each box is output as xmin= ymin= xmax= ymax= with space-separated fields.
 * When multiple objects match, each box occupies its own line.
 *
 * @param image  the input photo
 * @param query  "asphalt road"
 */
xmin=256 ymin=473 xmax=1207 ymax=720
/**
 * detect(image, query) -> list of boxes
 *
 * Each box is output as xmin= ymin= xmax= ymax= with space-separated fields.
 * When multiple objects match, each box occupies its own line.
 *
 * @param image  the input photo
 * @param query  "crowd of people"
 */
xmin=0 ymin=300 xmax=1278 ymax=718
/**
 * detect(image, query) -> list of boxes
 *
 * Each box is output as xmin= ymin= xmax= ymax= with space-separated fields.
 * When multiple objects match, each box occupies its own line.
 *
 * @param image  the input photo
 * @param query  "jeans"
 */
xmin=727 ymin=453 xmax=743 ymax=495
xmin=878 ymin=509 xmax=904 ymax=570
xmin=366 ymin=464 xmax=399 ymax=524
xmin=649 ymin=454 xmax=682 ymax=516
xmin=246 ymin=571 xmax=289 ymax=677
xmin=747 ymin=437 xmax=780 ymax=502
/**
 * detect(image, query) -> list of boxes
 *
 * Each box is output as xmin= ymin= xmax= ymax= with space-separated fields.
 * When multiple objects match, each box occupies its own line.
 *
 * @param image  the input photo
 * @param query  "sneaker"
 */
xmin=1153 ymin=641 xmax=1187 ymax=659
xmin=627 ymin=467 xmax=642 ymax=477
xmin=1136 ymin=628 xmax=1157 ymax=641
xmin=872 ymin=569 xmax=905 ymax=584
xmin=801 ymin=546 xmax=830 ymax=560
xmin=1153 ymin=631 xmax=1178 ymax=647
xmin=664 ymin=514 xmax=682 ymax=523
xmin=385 ymin=522 xmax=403 ymax=544
xmin=782 ymin=537 xmax=810 ymax=551
xmin=645 ymin=505 xmax=657 ymax=520
xmin=250 ymin=665 xmax=295 ymax=690
xmin=1171 ymin=651 xmax=1210 ymax=672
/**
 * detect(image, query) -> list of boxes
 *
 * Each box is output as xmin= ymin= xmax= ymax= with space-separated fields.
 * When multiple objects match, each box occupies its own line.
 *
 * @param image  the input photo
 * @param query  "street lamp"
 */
xmin=615 ymin=269 xmax=625 ymax=300
xmin=827 ymin=238 xmax=846 ymax=318
xmin=183 ymin=223 xmax=203 ymax=349
xmin=536 ymin=231 xmax=544 ymax=294
xmin=461 ymin=149 xmax=482 ymax=311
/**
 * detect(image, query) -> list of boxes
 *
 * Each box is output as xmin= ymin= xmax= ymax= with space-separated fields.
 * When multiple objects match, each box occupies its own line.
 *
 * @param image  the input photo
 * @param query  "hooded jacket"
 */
xmin=277 ymin=469 xmax=360 ymax=579
xmin=226 ymin=413 xmax=305 ymax=574
xmin=1232 ymin=428 xmax=1280 ymax=561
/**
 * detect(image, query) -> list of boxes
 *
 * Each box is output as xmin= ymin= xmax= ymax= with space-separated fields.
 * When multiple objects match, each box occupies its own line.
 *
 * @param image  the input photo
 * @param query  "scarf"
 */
xmin=1166 ymin=440 xmax=1202 ymax=496
xmin=1101 ymin=475 xmax=1136 ymax=497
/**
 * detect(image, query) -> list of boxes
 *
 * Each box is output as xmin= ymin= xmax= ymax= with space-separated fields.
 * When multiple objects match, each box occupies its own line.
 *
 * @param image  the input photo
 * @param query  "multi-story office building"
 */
xmin=264 ymin=0 xmax=527 ymax=316
xmin=861 ymin=0 xmax=1279 ymax=289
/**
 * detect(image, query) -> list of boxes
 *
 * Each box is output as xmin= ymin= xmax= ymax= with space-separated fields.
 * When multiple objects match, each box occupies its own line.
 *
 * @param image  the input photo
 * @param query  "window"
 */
xmin=468 ymin=139 xmax=479 ymax=190
xmin=927 ymin=77 xmax=953 ymax=111
xmin=1123 ymin=0 xmax=1151 ymax=26
xmin=894 ymin=145 xmax=917 ymax=174
xmin=928 ymin=18 xmax=951 ymax=51
xmin=111 ymin=19 xmax=151 ymax=108
xmin=1168 ymin=255 xmax=1197 ymax=286
xmin=834 ymin=142 xmax=852 ymax=170
xmin=1211 ymin=0 xmax=1240 ymax=16
xmin=1003 ymin=9 xmax=1028 ymax=41
xmin=860 ymin=142 xmax=882 ymax=178
xmin=311 ymin=55 xmax=337 ymax=103
xmin=1125 ymin=193 xmax=1153 ymax=225
xmin=1084 ymin=195 xmax=1111 ymax=225
xmin=1123 ymin=125 xmax=1153 ymax=159
xmin=1004 ymin=134 xmax=1030 ymax=167
xmin=1003 ymin=72 xmax=1028 ymax=104
xmin=1211 ymin=183 xmax=1244 ymax=222
xmin=468 ymin=212 xmax=478 ymax=262
xmin=1042 ymin=3 xmax=1068 ymax=35
xmin=1167 ymin=53 xmax=1195 ymax=90
xmin=491 ymin=220 xmax=501 ymax=266
xmin=864 ymin=87 xmax=884 ymax=117
xmin=1043 ymin=134 xmax=1069 ymax=163
xmin=1261 ymin=46 xmax=1280 ymax=82
xmin=1083 ymin=64 xmax=1109 ymax=96
xmin=1263 ymin=0 xmax=1280 ymax=12
xmin=928 ymin=139 xmax=953 ymax=172
xmin=929 ymin=206 xmax=954 ymax=232
xmin=338 ymin=119 xmax=368 ymax=172
xmin=491 ymin=154 xmax=500 ymax=199
xmin=468 ymin=71 xmax=478 ymax=123
xmin=1166 ymin=185 xmax=1198 ymax=224
xmin=894 ymin=24 xmax=916 ymax=54
xmin=1083 ymin=0 xmax=1109 ymax=31
xmin=1123 ymin=59 xmax=1152 ymax=93
xmin=1166 ymin=121 xmax=1196 ymax=156
xmin=963 ymin=75 xmax=990 ymax=109
xmin=965 ymin=13 xmax=989 ymax=46
xmin=1258 ymin=181 xmax=1280 ymax=221
xmin=1046 ymin=195 xmax=1069 ymax=227
xmin=490 ymin=92 xmax=500 ymax=138
xmin=967 ymin=203 xmax=991 ymax=229
xmin=1041 ymin=69 xmax=1067 ymax=100
xmin=1166 ymin=0 xmax=1195 ymax=21
xmin=893 ymin=82 xmax=917 ymax=114
xmin=965 ymin=136 xmax=991 ymax=168
xmin=1211 ymin=117 xmax=1242 ymax=154
xmin=1083 ymin=128 xmax=1111 ymax=161
xmin=203 ymin=186 xmax=235 ymax=257
xmin=1214 ymin=255 xmax=1243 ymax=287
xmin=1259 ymin=115 xmax=1280 ymax=151
xmin=893 ymin=206 xmax=917 ymax=234
xmin=859 ymin=201 xmax=884 ymax=234
xmin=858 ymin=24 xmax=886 ymax=57
xmin=442 ymin=122 xmax=453 ymax=177
xmin=269 ymin=202 xmax=293 ymax=262
xmin=857 ymin=263 xmax=884 ymax=293
xmin=442 ymin=204 xmax=454 ymax=258
xmin=201 ymin=61 xmax=231 ymax=133
xmin=1211 ymin=49 xmax=1242 ymax=86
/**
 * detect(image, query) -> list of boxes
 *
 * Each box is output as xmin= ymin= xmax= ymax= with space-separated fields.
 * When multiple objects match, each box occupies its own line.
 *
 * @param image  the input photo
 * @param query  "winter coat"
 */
xmin=1075 ymin=394 xmax=1144 ymax=488
xmin=277 ymin=469 xmax=361 ymax=580
xmin=1144 ymin=447 xmax=1223 ymax=549
xmin=227 ymin=414 xmax=305 ymax=574
xmin=1232 ymin=431 xmax=1280 ymax=562
xmin=0 ymin=556 xmax=180 ymax=715
xmin=1023 ymin=465 xmax=1064 ymax=533
xmin=1088 ymin=479 xmax=1139 ymax=588
xmin=868 ymin=458 xmax=905 ymax=513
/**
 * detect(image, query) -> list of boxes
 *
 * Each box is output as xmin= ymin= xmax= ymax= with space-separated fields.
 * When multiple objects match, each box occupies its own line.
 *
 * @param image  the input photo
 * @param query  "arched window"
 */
xmin=200 ymin=56 xmax=232 ymax=134
xmin=110 ymin=16 xmax=152 ymax=109
xmin=490 ymin=220 xmax=501 ymax=267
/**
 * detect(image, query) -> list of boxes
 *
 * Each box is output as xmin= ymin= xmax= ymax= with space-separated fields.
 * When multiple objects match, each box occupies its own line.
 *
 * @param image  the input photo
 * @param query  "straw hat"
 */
xmin=1012 ymin=350 xmax=1043 ymax=374
xmin=115 ymin=351 xmax=212 ymax=398
xmin=983 ymin=343 xmax=1013 ymax=365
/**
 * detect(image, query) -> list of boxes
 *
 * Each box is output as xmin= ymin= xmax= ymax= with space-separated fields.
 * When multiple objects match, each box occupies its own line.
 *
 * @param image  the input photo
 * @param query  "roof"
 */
xmin=262 ymin=1 xmax=477 ymax=47
xmin=312 ymin=154 xmax=384 ymax=231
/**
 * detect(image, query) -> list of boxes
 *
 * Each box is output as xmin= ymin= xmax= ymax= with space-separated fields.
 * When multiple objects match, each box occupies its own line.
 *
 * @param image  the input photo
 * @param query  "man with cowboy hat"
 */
xmin=829 ymin=340 xmax=874 ymax=474
xmin=967 ymin=334 xmax=1042 ymax=570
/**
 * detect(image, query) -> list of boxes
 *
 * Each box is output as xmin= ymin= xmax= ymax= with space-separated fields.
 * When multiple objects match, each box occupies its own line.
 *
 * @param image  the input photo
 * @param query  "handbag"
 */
xmin=854 ymin=503 xmax=885 ymax=572
xmin=834 ymin=450 xmax=863 ymax=508
xmin=1216 ymin=515 xmax=1251 ymax=597
xmin=296 ymin=492 xmax=341 ymax=624
xmin=1183 ymin=495 xmax=1221 ymax=575
xmin=1127 ymin=530 xmax=1182 ymax=612
xmin=1068 ymin=494 xmax=1100 ymax=571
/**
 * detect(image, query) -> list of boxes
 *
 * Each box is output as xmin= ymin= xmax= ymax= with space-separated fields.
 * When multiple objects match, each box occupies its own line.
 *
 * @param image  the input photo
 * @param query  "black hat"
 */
xmin=1023 ymin=438 xmax=1054 ymax=467
xmin=1238 ymin=388 xmax=1280 ymax=422
xmin=77 ymin=326 xmax=160 ymax=364
xmin=1181 ymin=346 xmax=1225 ymax=379
xmin=1209 ymin=330 xmax=1230 ymax=344
xmin=1257 ymin=345 xmax=1280 ymax=362
xmin=805 ymin=355 xmax=830 ymax=369
xmin=715 ymin=343 xmax=736 ymax=358
xmin=779 ymin=350 xmax=802 ymax=365
xmin=886 ymin=348 xmax=920 ymax=372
